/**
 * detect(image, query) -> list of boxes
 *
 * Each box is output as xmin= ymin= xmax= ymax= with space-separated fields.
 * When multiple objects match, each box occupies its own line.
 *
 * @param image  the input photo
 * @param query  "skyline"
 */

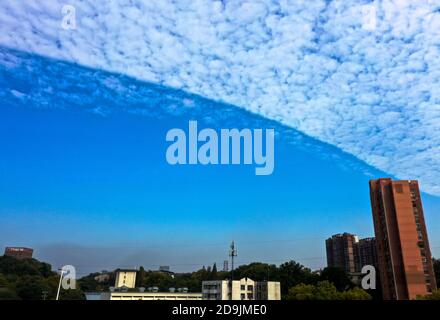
xmin=2 ymin=100 xmax=439 ymax=274
xmin=0 ymin=0 xmax=440 ymax=278
xmin=1 ymin=49 xmax=440 ymax=276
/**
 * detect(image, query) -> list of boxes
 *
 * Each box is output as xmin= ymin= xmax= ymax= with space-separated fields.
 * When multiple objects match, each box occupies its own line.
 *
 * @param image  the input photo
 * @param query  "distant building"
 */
xmin=325 ymin=233 xmax=358 ymax=273
xmin=85 ymin=289 xmax=202 ymax=300
xmin=86 ymin=267 xmax=203 ymax=301
xmin=158 ymin=266 xmax=175 ymax=278
xmin=202 ymin=278 xmax=281 ymax=300
xmin=115 ymin=269 xmax=137 ymax=289
xmin=101 ymin=291 xmax=201 ymax=300
xmin=370 ymin=178 xmax=437 ymax=300
xmin=223 ymin=260 xmax=229 ymax=272
xmin=94 ymin=273 xmax=110 ymax=283
xmin=326 ymin=233 xmax=380 ymax=277
xmin=84 ymin=292 xmax=103 ymax=300
xmin=4 ymin=247 xmax=33 ymax=260
xmin=255 ymin=281 xmax=282 ymax=300
xmin=354 ymin=237 xmax=378 ymax=272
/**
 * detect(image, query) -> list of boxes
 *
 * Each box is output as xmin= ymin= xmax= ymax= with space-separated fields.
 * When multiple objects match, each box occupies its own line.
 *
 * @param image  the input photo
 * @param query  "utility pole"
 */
xmin=229 ymin=241 xmax=237 ymax=300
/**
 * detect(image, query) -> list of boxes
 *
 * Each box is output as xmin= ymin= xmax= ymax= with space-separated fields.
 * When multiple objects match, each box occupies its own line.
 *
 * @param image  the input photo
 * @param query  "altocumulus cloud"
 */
xmin=0 ymin=0 xmax=440 ymax=194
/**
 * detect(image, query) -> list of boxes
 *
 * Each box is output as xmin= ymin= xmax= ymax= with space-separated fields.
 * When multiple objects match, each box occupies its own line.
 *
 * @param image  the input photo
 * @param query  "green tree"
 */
xmin=78 ymin=271 xmax=114 ymax=292
xmin=78 ymin=274 xmax=100 ymax=292
xmin=192 ymin=266 xmax=211 ymax=282
xmin=286 ymin=281 xmax=371 ymax=300
xmin=0 ymin=288 xmax=20 ymax=300
xmin=211 ymin=263 xmax=218 ymax=280
xmin=314 ymin=281 xmax=342 ymax=300
xmin=0 ymin=273 xmax=9 ymax=287
xmin=416 ymin=289 xmax=440 ymax=300
xmin=0 ymin=256 xmax=55 ymax=278
xmin=15 ymin=276 xmax=52 ymax=300
xmin=234 ymin=262 xmax=277 ymax=282
xmin=0 ymin=256 xmax=91 ymax=300
xmin=136 ymin=266 xmax=147 ymax=288
xmin=59 ymin=289 xmax=86 ymax=300
xmin=319 ymin=267 xmax=353 ymax=291
xmin=278 ymin=261 xmax=319 ymax=296
xmin=142 ymin=271 xmax=174 ymax=290
xmin=285 ymin=283 xmax=316 ymax=300
xmin=286 ymin=281 xmax=341 ymax=300
xmin=340 ymin=287 xmax=372 ymax=300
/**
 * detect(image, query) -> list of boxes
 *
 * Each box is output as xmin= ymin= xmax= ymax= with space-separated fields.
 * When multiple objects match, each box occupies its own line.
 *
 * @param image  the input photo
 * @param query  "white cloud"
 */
xmin=0 ymin=0 xmax=440 ymax=194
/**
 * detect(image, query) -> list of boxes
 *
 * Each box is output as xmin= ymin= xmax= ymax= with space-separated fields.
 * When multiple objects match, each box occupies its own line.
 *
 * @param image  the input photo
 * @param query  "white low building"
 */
xmin=202 ymin=277 xmax=281 ymax=300
xmin=114 ymin=269 xmax=137 ymax=289
xmin=85 ymin=288 xmax=202 ymax=300
xmin=98 ymin=291 xmax=202 ymax=300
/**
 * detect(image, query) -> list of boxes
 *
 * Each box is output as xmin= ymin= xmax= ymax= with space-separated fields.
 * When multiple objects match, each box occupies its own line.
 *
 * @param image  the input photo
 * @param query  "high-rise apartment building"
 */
xmin=369 ymin=178 xmax=437 ymax=299
xmin=325 ymin=233 xmax=358 ymax=273
xmin=354 ymin=237 xmax=378 ymax=272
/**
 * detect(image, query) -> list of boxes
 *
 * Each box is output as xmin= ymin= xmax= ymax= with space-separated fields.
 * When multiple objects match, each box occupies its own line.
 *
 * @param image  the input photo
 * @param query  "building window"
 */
xmin=203 ymin=284 xmax=219 ymax=290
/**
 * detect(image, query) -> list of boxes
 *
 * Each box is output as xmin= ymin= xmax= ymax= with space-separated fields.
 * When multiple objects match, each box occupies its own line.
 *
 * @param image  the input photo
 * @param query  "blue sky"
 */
xmin=1 ymin=48 xmax=439 ymax=275
xmin=0 ymin=1 xmax=440 ymax=275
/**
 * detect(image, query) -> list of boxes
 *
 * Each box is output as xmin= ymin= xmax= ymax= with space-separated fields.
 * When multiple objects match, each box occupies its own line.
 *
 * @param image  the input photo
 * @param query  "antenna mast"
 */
xmin=229 ymin=241 xmax=237 ymax=281
xmin=228 ymin=241 xmax=237 ymax=300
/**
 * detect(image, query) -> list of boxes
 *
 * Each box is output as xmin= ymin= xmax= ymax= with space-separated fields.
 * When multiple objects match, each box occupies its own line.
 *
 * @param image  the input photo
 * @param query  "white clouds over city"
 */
xmin=0 ymin=0 xmax=439 ymax=194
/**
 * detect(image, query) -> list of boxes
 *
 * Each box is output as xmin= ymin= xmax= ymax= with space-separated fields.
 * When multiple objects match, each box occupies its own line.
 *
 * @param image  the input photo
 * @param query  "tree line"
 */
xmin=1 ymin=255 xmax=439 ymax=300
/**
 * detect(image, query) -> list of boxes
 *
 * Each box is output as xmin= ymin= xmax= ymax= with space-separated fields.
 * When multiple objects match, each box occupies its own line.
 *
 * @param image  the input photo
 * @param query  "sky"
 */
xmin=0 ymin=0 xmax=439 ymax=276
